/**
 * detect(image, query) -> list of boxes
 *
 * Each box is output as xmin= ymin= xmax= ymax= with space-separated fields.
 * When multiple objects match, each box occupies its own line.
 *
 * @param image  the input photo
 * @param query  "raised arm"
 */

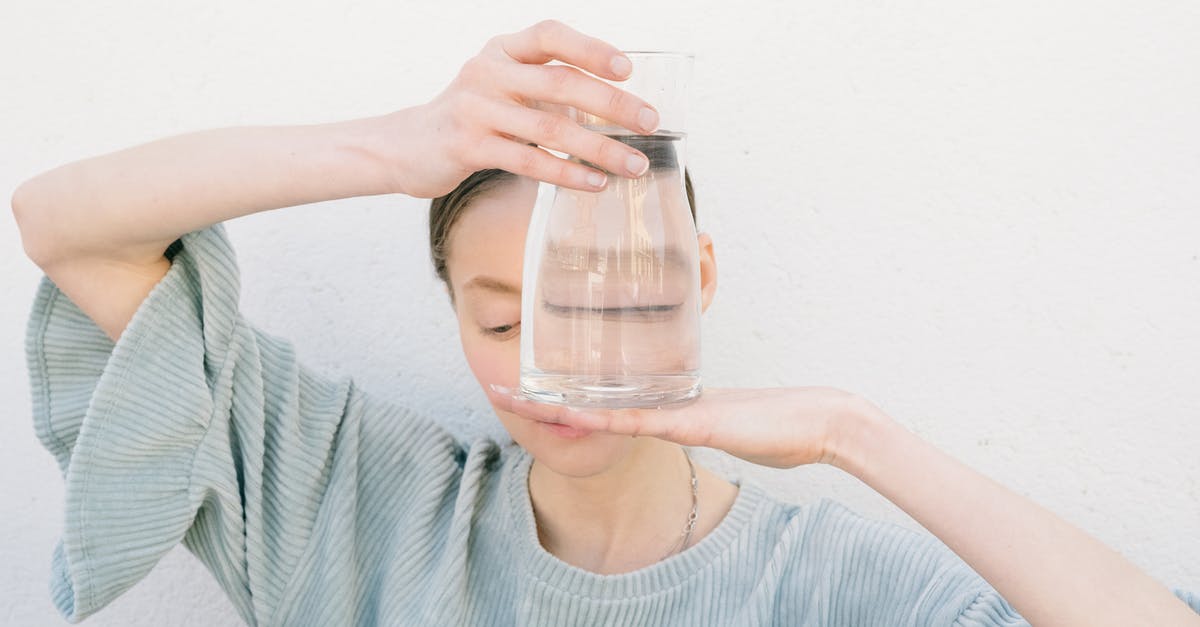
xmin=11 ymin=19 xmax=658 ymax=342
xmin=487 ymin=385 xmax=1200 ymax=625
xmin=835 ymin=401 xmax=1200 ymax=626
xmin=11 ymin=119 xmax=395 ymax=341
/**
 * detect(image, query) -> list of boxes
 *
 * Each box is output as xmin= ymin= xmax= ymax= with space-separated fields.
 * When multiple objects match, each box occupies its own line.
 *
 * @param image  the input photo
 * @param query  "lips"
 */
xmin=535 ymin=419 xmax=594 ymax=439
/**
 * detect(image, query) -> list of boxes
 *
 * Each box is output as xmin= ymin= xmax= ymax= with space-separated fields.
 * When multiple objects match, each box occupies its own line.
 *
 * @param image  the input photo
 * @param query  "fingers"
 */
xmin=568 ymin=407 xmax=656 ymax=437
xmin=448 ymin=20 xmax=661 ymax=188
xmin=474 ymin=136 xmax=608 ymax=191
xmin=485 ymin=383 xmax=654 ymax=431
xmin=489 ymin=103 xmax=650 ymax=178
xmin=487 ymin=20 xmax=659 ymax=136
xmin=573 ymin=406 xmax=717 ymax=449
xmin=485 ymin=384 xmax=588 ymax=425
xmin=493 ymin=20 xmax=632 ymax=81
xmin=504 ymin=63 xmax=659 ymax=136
xmin=485 ymin=383 xmax=714 ymax=447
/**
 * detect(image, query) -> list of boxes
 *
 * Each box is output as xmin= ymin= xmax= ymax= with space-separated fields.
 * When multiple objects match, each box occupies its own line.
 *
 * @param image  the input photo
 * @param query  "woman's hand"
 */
xmin=383 ymin=20 xmax=660 ymax=198
xmin=486 ymin=384 xmax=875 ymax=469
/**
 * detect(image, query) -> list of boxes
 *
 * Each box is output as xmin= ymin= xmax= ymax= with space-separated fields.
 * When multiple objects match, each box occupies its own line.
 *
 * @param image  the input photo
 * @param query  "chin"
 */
xmin=510 ymin=419 xmax=636 ymax=478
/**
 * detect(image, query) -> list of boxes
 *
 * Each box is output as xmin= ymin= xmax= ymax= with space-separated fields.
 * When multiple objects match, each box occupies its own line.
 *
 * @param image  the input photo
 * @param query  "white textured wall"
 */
xmin=3 ymin=1 xmax=1198 ymax=624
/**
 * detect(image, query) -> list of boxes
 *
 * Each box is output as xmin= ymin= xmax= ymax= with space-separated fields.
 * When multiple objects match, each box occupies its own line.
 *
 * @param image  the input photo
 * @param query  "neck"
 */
xmin=527 ymin=438 xmax=731 ymax=574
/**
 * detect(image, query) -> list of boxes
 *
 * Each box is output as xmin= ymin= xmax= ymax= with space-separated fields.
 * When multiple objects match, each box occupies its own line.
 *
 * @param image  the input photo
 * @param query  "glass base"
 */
xmin=519 ymin=372 xmax=702 ymax=409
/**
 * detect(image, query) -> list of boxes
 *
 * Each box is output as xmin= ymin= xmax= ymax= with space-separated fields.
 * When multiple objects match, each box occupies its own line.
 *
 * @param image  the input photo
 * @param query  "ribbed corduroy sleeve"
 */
xmin=793 ymin=499 xmax=1200 ymax=625
xmin=24 ymin=222 xmax=457 ymax=625
xmin=786 ymin=499 xmax=1030 ymax=625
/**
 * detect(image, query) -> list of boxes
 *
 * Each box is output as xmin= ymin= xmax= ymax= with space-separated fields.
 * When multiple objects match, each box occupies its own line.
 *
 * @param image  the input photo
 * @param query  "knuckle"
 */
xmin=626 ymin=409 xmax=645 ymax=437
xmin=517 ymin=147 xmax=543 ymax=176
xmin=842 ymin=392 xmax=877 ymax=416
xmin=582 ymin=37 xmax=609 ymax=64
xmin=458 ymin=55 xmax=487 ymax=83
xmin=554 ymin=159 xmax=575 ymax=186
xmin=594 ymin=136 xmax=620 ymax=165
xmin=543 ymin=65 xmax=574 ymax=92
xmin=534 ymin=113 xmax=567 ymax=141
xmin=532 ymin=19 xmax=562 ymax=46
xmin=607 ymin=88 xmax=632 ymax=115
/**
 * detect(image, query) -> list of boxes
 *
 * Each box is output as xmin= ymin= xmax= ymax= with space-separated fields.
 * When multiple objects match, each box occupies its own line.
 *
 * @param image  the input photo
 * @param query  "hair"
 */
xmin=429 ymin=167 xmax=696 ymax=302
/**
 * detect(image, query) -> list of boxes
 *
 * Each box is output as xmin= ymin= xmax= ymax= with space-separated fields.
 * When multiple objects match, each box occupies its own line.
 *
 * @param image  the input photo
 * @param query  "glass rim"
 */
xmin=620 ymin=50 xmax=696 ymax=59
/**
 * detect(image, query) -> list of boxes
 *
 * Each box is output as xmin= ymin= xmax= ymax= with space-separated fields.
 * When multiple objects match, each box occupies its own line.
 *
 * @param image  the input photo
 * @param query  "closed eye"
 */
xmin=480 ymin=322 xmax=520 ymax=338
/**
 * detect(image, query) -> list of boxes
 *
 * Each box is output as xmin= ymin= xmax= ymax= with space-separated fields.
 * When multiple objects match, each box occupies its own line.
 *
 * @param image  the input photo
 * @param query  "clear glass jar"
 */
xmin=520 ymin=52 xmax=700 ymax=409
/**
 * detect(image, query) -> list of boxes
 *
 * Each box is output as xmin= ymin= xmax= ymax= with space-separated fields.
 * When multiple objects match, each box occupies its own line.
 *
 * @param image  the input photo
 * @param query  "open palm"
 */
xmin=486 ymin=385 xmax=868 ymax=469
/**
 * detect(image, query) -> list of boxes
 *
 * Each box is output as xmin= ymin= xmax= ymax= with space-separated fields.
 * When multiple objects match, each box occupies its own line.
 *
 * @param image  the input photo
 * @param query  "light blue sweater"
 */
xmin=25 ymin=223 xmax=1200 ymax=626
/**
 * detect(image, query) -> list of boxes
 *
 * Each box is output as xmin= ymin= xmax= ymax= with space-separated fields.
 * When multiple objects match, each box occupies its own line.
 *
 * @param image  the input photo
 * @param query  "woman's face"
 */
xmin=443 ymin=176 xmax=717 ymax=478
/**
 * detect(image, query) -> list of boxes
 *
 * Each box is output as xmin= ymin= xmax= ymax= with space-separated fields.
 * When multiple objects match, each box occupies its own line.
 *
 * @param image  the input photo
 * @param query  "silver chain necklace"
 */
xmin=660 ymin=448 xmax=699 ymax=561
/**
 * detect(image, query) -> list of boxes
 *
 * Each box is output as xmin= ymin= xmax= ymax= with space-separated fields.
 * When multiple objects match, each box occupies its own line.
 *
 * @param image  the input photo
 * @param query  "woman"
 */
xmin=14 ymin=20 xmax=1199 ymax=626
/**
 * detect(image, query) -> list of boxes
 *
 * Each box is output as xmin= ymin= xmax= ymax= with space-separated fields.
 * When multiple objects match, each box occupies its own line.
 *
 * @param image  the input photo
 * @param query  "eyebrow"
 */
xmin=463 ymin=275 xmax=521 ymax=296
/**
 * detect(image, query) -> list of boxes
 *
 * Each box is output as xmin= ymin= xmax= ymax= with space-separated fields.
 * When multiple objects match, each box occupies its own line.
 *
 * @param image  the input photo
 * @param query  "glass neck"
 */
xmin=574 ymin=131 xmax=687 ymax=177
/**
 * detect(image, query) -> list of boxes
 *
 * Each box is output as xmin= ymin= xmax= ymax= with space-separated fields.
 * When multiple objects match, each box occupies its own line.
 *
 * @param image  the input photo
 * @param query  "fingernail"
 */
xmin=586 ymin=170 xmax=607 ymax=188
xmin=610 ymin=54 xmax=632 ymax=78
xmin=489 ymin=383 xmax=513 ymax=396
xmin=638 ymin=107 xmax=659 ymax=134
xmin=625 ymin=152 xmax=649 ymax=177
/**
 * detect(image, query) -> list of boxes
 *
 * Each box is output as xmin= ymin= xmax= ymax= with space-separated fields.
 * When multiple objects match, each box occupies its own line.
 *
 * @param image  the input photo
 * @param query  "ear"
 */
xmin=697 ymin=232 xmax=717 ymax=313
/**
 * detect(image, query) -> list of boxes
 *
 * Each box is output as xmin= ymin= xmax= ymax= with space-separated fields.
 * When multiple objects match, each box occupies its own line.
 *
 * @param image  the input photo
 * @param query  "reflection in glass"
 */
xmin=520 ymin=100 xmax=702 ymax=408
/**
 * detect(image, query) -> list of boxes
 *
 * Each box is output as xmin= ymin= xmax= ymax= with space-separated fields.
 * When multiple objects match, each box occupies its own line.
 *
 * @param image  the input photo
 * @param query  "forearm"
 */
xmin=832 ymin=403 xmax=1200 ymax=626
xmin=12 ymin=111 xmax=406 ymax=267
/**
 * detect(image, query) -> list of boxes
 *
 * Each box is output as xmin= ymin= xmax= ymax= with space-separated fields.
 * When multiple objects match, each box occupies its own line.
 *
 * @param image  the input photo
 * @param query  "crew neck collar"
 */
xmin=502 ymin=445 xmax=765 ymax=599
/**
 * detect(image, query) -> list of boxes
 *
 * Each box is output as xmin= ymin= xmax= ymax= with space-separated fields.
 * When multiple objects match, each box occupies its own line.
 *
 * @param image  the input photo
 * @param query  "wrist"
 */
xmin=331 ymin=109 xmax=421 ymax=197
xmin=824 ymin=395 xmax=898 ymax=478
